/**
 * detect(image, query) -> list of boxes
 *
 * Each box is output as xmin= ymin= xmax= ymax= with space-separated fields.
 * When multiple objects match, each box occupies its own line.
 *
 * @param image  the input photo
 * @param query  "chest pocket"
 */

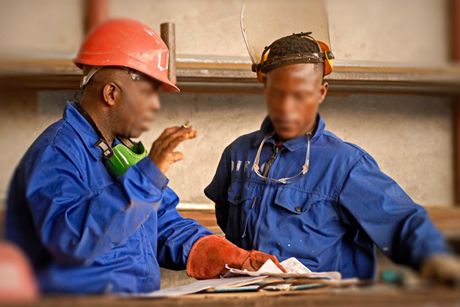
xmin=274 ymin=186 xmax=324 ymax=215
xmin=225 ymin=181 xmax=255 ymax=244
xmin=273 ymin=186 xmax=343 ymax=236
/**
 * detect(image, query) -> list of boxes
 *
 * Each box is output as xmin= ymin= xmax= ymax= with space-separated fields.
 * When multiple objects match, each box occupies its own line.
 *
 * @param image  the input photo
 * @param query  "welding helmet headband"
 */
xmin=252 ymin=32 xmax=334 ymax=82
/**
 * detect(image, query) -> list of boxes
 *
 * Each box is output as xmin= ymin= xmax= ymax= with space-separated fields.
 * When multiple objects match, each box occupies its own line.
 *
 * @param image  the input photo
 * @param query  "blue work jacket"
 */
xmin=6 ymin=102 xmax=212 ymax=294
xmin=205 ymin=114 xmax=450 ymax=280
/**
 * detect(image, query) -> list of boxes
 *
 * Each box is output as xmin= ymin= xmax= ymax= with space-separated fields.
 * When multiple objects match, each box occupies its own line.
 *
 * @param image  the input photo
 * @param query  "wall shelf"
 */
xmin=1 ymin=58 xmax=460 ymax=95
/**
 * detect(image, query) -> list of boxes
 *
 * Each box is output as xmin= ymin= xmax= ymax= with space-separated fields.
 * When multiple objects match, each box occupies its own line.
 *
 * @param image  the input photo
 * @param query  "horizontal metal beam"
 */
xmin=1 ymin=58 xmax=460 ymax=95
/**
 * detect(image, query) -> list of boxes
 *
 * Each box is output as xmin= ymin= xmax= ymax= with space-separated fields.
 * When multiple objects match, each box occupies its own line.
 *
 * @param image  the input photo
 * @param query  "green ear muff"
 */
xmin=104 ymin=142 xmax=148 ymax=177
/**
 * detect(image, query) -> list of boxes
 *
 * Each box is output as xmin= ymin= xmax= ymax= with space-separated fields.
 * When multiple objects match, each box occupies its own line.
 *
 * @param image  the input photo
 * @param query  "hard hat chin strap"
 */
xmin=80 ymin=66 xmax=104 ymax=88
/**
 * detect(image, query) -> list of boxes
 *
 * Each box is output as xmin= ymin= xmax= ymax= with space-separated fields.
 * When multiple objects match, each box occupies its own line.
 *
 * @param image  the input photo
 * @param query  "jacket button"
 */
xmin=234 ymin=195 xmax=241 ymax=201
xmin=295 ymin=206 xmax=301 ymax=212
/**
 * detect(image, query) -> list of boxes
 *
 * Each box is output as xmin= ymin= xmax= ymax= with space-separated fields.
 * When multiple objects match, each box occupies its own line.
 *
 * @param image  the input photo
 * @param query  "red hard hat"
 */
xmin=74 ymin=18 xmax=179 ymax=93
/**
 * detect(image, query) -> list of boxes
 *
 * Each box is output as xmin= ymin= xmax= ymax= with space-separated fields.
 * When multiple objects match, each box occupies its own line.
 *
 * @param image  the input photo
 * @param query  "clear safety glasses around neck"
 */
xmin=252 ymin=132 xmax=311 ymax=184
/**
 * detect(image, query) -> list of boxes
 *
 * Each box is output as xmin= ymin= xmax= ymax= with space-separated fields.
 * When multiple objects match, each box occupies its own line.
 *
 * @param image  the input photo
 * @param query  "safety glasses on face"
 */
xmin=252 ymin=132 xmax=311 ymax=184
xmin=80 ymin=66 xmax=150 ymax=88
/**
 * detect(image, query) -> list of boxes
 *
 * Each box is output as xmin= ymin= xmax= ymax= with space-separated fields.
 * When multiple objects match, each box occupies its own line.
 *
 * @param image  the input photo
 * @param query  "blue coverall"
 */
xmin=205 ymin=114 xmax=450 ymax=280
xmin=6 ymin=102 xmax=212 ymax=294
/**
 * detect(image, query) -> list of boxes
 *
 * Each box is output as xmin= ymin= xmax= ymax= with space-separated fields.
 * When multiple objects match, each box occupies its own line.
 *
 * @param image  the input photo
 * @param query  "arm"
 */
xmin=155 ymin=180 xmax=285 ymax=276
xmin=204 ymin=147 xmax=231 ymax=232
xmin=337 ymin=154 xmax=451 ymax=270
xmin=156 ymin=188 xmax=213 ymax=270
xmin=26 ymin=145 xmax=167 ymax=266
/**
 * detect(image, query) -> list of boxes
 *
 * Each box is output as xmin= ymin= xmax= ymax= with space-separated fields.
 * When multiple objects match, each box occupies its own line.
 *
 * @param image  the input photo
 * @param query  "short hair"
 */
xmin=266 ymin=35 xmax=324 ymax=76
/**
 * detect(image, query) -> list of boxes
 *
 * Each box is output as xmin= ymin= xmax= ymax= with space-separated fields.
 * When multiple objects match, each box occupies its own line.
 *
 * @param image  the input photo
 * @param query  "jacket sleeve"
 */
xmin=156 ymin=189 xmax=213 ymax=270
xmin=204 ymin=146 xmax=231 ymax=233
xmin=25 ymin=144 xmax=168 ymax=266
xmin=337 ymin=154 xmax=451 ymax=270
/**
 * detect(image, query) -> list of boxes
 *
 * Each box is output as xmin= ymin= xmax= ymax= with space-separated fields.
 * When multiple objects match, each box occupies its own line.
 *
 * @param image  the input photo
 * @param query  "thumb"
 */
xmin=171 ymin=151 xmax=184 ymax=163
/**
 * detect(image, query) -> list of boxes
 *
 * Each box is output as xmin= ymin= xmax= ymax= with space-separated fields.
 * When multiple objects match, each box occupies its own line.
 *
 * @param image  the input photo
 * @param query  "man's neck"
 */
xmin=79 ymin=99 xmax=116 ymax=145
xmin=274 ymin=117 xmax=317 ymax=144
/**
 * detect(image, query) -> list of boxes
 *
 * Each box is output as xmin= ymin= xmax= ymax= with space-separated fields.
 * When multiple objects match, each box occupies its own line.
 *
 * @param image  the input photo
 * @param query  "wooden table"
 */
xmin=3 ymin=285 xmax=460 ymax=307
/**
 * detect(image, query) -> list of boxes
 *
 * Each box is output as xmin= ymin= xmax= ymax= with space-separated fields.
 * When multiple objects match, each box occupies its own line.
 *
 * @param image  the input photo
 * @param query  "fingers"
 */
xmin=159 ymin=126 xmax=181 ymax=139
xmin=272 ymin=257 xmax=287 ymax=273
xmin=167 ymin=129 xmax=198 ymax=152
xmin=242 ymin=252 xmax=286 ymax=273
xmin=151 ymin=126 xmax=180 ymax=152
xmin=262 ymin=255 xmax=286 ymax=273
xmin=187 ymin=130 xmax=198 ymax=139
xmin=158 ymin=126 xmax=197 ymax=153
xmin=148 ymin=125 xmax=197 ymax=174
xmin=164 ymin=134 xmax=190 ymax=155
xmin=247 ymin=258 xmax=265 ymax=271
xmin=162 ymin=136 xmax=187 ymax=157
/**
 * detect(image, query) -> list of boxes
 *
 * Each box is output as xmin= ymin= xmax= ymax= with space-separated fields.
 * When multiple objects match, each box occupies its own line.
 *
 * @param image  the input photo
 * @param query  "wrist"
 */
xmin=131 ymin=157 xmax=169 ymax=190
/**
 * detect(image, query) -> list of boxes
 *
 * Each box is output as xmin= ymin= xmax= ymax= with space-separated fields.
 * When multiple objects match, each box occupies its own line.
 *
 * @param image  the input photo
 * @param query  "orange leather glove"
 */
xmin=186 ymin=235 xmax=286 ymax=279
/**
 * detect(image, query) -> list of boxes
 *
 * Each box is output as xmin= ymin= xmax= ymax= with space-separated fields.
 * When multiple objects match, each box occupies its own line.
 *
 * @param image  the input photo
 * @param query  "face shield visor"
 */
xmin=241 ymin=0 xmax=334 ymax=82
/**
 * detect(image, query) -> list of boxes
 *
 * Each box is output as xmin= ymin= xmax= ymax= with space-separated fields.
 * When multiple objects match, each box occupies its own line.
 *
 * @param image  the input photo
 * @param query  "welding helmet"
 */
xmin=241 ymin=0 xmax=334 ymax=82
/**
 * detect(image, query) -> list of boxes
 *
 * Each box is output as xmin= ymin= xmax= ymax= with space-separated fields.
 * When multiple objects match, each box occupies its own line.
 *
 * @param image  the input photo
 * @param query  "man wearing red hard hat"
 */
xmin=5 ymin=19 xmax=284 ymax=294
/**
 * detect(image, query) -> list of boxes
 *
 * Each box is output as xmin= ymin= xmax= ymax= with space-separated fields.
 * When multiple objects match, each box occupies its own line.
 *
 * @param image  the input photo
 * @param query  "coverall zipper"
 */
xmin=263 ymin=147 xmax=280 ymax=177
xmin=252 ymin=146 xmax=280 ymax=247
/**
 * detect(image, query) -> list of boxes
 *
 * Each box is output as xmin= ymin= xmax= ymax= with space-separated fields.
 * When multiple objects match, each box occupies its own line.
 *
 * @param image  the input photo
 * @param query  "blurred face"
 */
xmin=265 ymin=63 xmax=328 ymax=141
xmin=112 ymin=75 xmax=162 ymax=139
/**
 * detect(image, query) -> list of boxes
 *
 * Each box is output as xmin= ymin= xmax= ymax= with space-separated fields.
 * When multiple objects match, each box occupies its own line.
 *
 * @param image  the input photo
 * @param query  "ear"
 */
xmin=318 ymin=81 xmax=329 ymax=105
xmin=102 ymin=82 xmax=120 ymax=106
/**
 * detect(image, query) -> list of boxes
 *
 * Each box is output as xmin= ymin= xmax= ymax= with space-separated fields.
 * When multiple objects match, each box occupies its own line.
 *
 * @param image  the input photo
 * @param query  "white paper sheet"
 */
xmin=134 ymin=276 xmax=267 ymax=298
xmin=129 ymin=258 xmax=341 ymax=298
xmin=226 ymin=257 xmax=342 ymax=280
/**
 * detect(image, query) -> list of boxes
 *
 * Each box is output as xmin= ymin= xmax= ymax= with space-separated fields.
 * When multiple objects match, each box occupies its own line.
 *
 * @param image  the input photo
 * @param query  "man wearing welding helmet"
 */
xmin=206 ymin=30 xmax=460 ymax=284
xmin=6 ymin=19 xmax=284 ymax=294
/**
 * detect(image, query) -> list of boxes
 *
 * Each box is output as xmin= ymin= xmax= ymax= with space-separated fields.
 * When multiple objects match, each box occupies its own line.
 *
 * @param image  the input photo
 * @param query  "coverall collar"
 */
xmin=253 ymin=113 xmax=326 ymax=151
xmin=64 ymin=101 xmax=120 ymax=161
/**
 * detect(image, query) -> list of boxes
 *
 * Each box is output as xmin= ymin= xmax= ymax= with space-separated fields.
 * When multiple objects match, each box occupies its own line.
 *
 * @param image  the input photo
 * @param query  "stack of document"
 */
xmin=135 ymin=257 xmax=347 ymax=298
xmin=136 ymin=276 xmax=270 ymax=298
